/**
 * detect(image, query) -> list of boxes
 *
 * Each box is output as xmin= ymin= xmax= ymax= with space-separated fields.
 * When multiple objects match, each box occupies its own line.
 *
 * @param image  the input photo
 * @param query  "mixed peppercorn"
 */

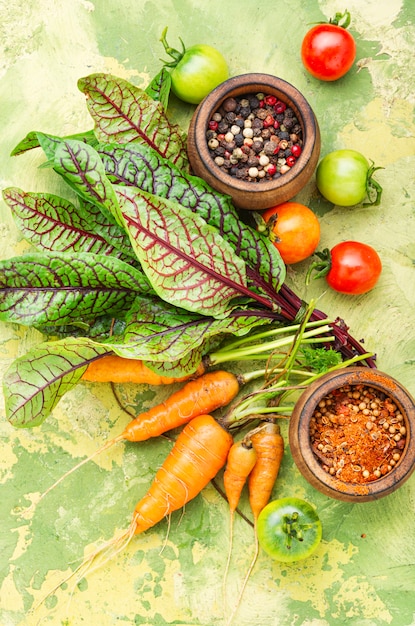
xmin=309 ymin=384 xmax=407 ymax=484
xmin=206 ymin=93 xmax=303 ymax=182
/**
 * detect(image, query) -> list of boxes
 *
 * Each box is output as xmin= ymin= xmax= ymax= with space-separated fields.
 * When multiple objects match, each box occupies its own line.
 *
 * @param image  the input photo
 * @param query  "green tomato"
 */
xmin=160 ymin=28 xmax=228 ymax=105
xmin=257 ymin=497 xmax=322 ymax=563
xmin=316 ymin=149 xmax=383 ymax=206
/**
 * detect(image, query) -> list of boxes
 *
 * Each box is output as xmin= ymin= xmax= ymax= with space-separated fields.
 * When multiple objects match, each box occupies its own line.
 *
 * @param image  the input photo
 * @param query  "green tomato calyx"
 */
xmin=253 ymin=211 xmax=280 ymax=243
xmin=305 ymin=248 xmax=332 ymax=284
xmin=159 ymin=27 xmax=186 ymax=68
xmin=282 ymin=511 xmax=315 ymax=548
xmin=307 ymin=9 xmax=352 ymax=29
xmin=329 ymin=10 xmax=352 ymax=29
xmin=364 ymin=161 xmax=383 ymax=206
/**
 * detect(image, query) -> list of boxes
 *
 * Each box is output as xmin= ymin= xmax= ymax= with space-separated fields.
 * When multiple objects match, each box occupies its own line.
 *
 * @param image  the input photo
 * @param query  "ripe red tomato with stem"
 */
xmin=307 ymin=241 xmax=382 ymax=295
xmin=301 ymin=10 xmax=356 ymax=81
xmin=259 ymin=202 xmax=321 ymax=265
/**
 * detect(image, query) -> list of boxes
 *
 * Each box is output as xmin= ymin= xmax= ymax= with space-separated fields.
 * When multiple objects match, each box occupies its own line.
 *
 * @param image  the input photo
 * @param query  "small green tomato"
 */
xmin=316 ymin=149 xmax=383 ymax=207
xmin=257 ymin=497 xmax=322 ymax=563
xmin=160 ymin=27 xmax=229 ymax=104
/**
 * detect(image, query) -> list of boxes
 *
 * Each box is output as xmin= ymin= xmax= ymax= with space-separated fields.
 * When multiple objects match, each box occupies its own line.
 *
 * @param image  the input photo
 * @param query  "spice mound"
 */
xmin=206 ymin=93 xmax=303 ymax=182
xmin=310 ymin=383 xmax=407 ymax=484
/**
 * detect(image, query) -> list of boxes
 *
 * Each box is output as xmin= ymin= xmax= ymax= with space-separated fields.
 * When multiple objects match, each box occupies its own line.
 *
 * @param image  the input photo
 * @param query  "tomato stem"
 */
xmin=329 ymin=10 xmax=352 ymax=29
xmin=282 ymin=512 xmax=316 ymax=547
xmin=159 ymin=26 xmax=186 ymax=67
xmin=305 ymin=248 xmax=332 ymax=284
xmin=364 ymin=162 xmax=384 ymax=206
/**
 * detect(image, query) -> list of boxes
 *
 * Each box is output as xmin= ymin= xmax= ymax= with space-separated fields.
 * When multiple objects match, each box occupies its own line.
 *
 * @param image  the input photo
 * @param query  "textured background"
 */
xmin=1 ymin=1 xmax=415 ymax=625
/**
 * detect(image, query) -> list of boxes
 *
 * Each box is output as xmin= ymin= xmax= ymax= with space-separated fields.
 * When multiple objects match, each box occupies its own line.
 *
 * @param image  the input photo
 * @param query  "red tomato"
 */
xmin=301 ymin=14 xmax=356 ymax=81
xmin=321 ymin=241 xmax=382 ymax=295
xmin=261 ymin=202 xmax=321 ymax=265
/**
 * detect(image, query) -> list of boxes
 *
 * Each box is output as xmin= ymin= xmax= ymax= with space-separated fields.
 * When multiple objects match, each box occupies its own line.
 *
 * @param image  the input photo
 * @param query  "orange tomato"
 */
xmin=261 ymin=202 xmax=321 ymax=265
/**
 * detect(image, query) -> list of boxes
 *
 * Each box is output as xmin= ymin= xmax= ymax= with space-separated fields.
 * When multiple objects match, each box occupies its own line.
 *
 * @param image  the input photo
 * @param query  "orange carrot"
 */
xmin=224 ymin=437 xmax=257 ymax=514
xmin=81 ymin=354 xmax=206 ymax=384
xmin=248 ymin=421 xmax=284 ymax=521
xmin=226 ymin=421 xmax=284 ymax=626
xmin=28 ymin=370 xmax=241 ymax=509
xmin=131 ymin=414 xmax=233 ymax=533
xmin=121 ymin=370 xmax=240 ymax=443
xmin=222 ymin=437 xmax=257 ymax=612
xmin=45 ymin=415 xmax=233 ymax=597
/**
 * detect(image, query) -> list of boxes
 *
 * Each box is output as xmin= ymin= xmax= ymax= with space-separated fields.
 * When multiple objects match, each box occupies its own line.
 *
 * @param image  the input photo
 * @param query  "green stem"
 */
xmin=159 ymin=27 xmax=185 ymax=67
xmin=215 ymin=318 xmax=332 ymax=353
xmin=208 ymin=324 xmax=333 ymax=365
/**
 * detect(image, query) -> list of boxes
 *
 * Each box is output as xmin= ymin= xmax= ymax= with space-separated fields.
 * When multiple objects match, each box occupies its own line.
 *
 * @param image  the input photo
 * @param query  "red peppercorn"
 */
xmin=274 ymin=101 xmax=287 ymax=114
xmin=266 ymin=163 xmax=277 ymax=176
xmin=291 ymin=144 xmax=302 ymax=157
xmin=273 ymin=120 xmax=280 ymax=129
xmin=209 ymin=120 xmax=219 ymax=131
xmin=286 ymin=155 xmax=296 ymax=167
xmin=264 ymin=95 xmax=277 ymax=106
xmin=263 ymin=114 xmax=275 ymax=128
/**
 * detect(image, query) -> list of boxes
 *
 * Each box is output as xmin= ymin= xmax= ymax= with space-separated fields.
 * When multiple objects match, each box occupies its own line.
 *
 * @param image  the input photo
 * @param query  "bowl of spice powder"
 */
xmin=289 ymin=367 xmax=415 ymax=502
xmin=187 ymin=73 xmax=321 ymax=210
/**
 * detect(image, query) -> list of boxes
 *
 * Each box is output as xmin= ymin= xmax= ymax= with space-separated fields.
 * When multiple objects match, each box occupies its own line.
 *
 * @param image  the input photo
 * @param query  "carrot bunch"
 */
xmin=32 ymin=306 xmax=374 ymax=614
xmin=223 ymin=420 xmax=284 ymax=624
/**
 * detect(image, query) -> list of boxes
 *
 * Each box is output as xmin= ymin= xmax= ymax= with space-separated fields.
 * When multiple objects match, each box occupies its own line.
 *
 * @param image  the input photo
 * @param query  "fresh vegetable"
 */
xmin=51 ymin=415 xmax=233 ymax=590
xmin=160 ymin=27 xmax=228 ymax=104
xmin=223 ymin=437 xmax=257 ymax=514
xmin=248 ymin=421 xmax=284 ymax=521
xmin=81 ymin=354 xmax=206 ymax=383
xmin=222 ymin=436 xmax=257 ymax=611
xmin=0 ymin=73 xmax=377 ymax=432
xmin=307 ymin=241 xmax=382 ymax=295
xmin=29 ymin=370 xmax=242 ymax=508
xmin=301 ymin=11 xmax=356 ymax=81
xmin=259 ymin=202 xmax=321 ymax=265
xmin=225 ymin=420 xmax=284 ymax=626
xmin=132 ymin=414 xmax=233 ymax=533
xmin=257 ymin=497 xmax=322 ymax=562
xmin=316 ymin=149 xmax=383 ymax=206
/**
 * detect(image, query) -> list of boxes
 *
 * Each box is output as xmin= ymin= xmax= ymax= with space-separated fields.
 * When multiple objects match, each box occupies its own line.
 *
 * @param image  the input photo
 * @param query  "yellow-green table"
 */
xmin=1 ymin=1 xmax=415 ymax=625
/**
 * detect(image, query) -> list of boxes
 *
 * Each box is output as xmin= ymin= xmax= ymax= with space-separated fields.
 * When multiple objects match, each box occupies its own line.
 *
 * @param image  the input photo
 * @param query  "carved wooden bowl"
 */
xmin=289 ymin=367 xmax=415 ymax=502
xmin=187 ymin=73 xmax=321 ymax=211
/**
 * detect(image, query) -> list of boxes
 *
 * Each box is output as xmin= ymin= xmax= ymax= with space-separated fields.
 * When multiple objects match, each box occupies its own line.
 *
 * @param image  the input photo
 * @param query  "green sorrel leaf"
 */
xmin=77 ymin=73 xmax=189 ymax=171
xmin=3 ymin=338 xmax=113 ymax=428
xmin=106 ymin=295 xmax=278 ymax=362
xmin=10 ymin=129 xmax=98 ymax=157
xmin=36 ymin=133 xmax=122 ymax=228
xmin=99 ymin=142 xmax=286 ymax=296
xmin=145 ymin=67 xmax=172 ymax=110
xmin=2 ymin=187 xmax=133 ymax=260
xmin=0 ymin=251 xmax=152 ymax=327
xmin=114 ymin=186 xmax=269 ymax=317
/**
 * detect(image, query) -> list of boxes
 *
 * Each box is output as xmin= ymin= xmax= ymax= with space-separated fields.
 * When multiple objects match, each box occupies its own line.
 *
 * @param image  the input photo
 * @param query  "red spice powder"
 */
xmin=310 ymin=383 xmax=407 ymax=484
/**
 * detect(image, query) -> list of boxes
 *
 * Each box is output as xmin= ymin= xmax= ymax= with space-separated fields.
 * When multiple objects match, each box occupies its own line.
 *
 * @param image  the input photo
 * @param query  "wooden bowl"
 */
xmin=289 ymin=367 xmax=415 ymax=502
xmin=187 ymin=73 xmax=321 ymax=211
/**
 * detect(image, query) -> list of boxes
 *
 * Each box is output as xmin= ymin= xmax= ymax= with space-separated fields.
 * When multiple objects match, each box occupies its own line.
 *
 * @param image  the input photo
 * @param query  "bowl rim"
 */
xmin=189 ymin=72 xmax=320 ymax=195
xmin=289 ymin=367 xmax=415 ymax=499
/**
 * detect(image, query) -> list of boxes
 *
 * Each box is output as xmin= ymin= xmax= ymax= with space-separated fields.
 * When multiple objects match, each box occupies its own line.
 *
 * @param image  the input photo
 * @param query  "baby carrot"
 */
xmin=226 ymin=420 xmax=284 ymax=626
xmin=29 ymin=370 xmax=241 ymax=509
xmin=81 ymin=354 xmax=206 ymax=384
xmin=248 ymin=421 xmax=284 ymax=521
xmin=46 ymin=415 xmax=233 ymax=597
xmin=222 ymin=436 xmax=257 ymax=612
xmin=223 ymin=437 xmax=257 ymax=514
xmin=131 ymin=414 xmax=233 ymax=533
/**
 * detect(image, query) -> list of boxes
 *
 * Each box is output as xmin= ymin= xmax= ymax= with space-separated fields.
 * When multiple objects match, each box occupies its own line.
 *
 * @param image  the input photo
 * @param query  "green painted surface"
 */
xmin=1 ymin=1 xmax=415 ymax=625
